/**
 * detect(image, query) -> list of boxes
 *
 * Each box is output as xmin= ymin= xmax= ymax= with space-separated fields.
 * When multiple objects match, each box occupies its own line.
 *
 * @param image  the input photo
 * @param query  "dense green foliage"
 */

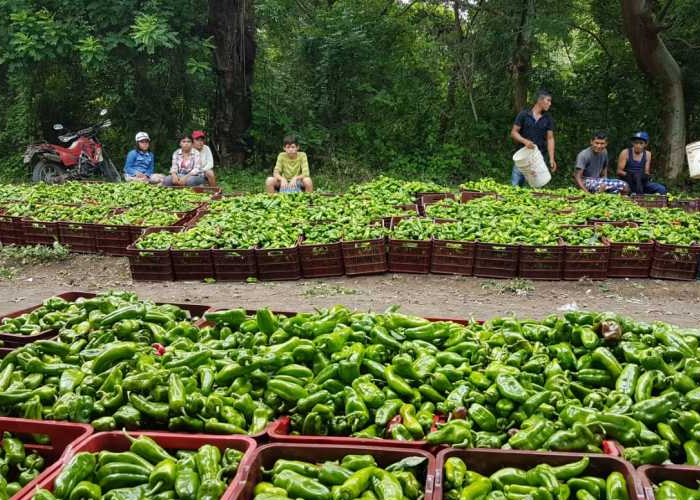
xmin=1 ymin=0 xmax=700 ymax=187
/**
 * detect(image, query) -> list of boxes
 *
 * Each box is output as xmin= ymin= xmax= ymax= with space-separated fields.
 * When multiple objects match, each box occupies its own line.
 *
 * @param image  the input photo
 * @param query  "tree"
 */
xmin=621 ymin=0 xmax=686 ymax=179
xmin=209 ymin=0 xmax=256 ymax=165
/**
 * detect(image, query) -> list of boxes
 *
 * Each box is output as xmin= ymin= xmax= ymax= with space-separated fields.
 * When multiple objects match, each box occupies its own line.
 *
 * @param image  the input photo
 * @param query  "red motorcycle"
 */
xmin=24 ymin=109 xmax=121 ymax=183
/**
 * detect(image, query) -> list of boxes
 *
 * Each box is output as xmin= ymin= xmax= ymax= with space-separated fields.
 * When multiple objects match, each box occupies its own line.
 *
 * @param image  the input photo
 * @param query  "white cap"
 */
xmin=135 ymin=131 xmax=150 ymax=142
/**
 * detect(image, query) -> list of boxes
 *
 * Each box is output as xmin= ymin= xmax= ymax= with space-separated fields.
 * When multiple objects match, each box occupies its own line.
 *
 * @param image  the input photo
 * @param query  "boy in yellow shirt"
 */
xmin=265 ymin=135 xmax=314 ymax=193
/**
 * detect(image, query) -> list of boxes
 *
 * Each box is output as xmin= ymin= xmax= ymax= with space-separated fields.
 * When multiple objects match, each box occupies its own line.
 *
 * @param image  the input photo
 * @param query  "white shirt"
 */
xmin=198 ymin=145 xmax=214 ymax=172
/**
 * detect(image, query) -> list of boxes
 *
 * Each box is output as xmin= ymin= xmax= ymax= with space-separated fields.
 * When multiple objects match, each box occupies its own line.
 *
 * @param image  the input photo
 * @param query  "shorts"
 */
xmin=584 ymin=177 xmax=627 ymax=194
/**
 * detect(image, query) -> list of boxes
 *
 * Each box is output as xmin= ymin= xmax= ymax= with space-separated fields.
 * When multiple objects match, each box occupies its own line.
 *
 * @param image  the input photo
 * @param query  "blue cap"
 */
xmin=631 ymin=131 xmax=649 ymax=143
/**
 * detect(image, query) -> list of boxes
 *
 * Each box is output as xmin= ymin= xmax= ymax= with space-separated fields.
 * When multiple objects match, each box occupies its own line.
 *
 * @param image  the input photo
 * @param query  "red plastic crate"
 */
xmin=57 ymin=222 xmax=96 ymax=253
xmin=603 ymin=238 xmax=654 ymax=278
xmin=518 ymin=244 xmax=564 ymax=280
xmin=127 ymin=227 xmax=180 ymax=281
xmin=237 ymin=443 xmax=435 ymax=500
xmin=21 ymin=219 xmax=59 ymax=246
xmin=211 ymin=248 xmax=257 ymax=281
xmin=0 ymin=214 xmax=25 ymax=246
xmin=394 ymin=203 xmax=420 ymax=215
xmin=418 ymin=193 xmax=456 ymax=216
xmin=639 ymin=465 xmax=700 ymax=500
xmin=631 ymin=194 xmax=667 ymax=208
xmin=171 ymin=248 xmax=215 ymax=281
xmin=474 ymin=243 xmax=519 ymax=278
xmin=562 ymin=241 xmax=610 ymax=280
xmin=1 ymin=417 xmax=93 ymax=500
xmin=430 ymin=239 xmax=476 ymax=276
xmin=256 ymin=241 xmax=301 ymax=281
xmin=388 ymin=238 xmax=432 ymax=273
xmin=299 ymin=241 xmax=344 ymax=278
xmin=93 ymin=223 xmax=135 ymax=256
xmin=650 ymin=242 xmax=700 ymax=280
xmin=434 ymin=448 xmax=644 ymax=500
xmin=17 ymin=431 xmax=256 ymax=500
xmin=460 ymin=190 xmax=495 ymax=203
xmin=342 ymin=238 xmax=388 ymax=275
xmin=668 ymin=199 xmax=699 ymax=213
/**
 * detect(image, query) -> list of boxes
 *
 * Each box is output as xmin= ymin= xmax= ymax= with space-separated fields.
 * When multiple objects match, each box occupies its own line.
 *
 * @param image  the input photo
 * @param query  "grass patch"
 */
xmin=481 ymin=278 xmax=535 ymax=296
xmin=0 ymin=242 xmax=70 ymax=266
xmin=303 ymin=282 xmax=359 ymax=297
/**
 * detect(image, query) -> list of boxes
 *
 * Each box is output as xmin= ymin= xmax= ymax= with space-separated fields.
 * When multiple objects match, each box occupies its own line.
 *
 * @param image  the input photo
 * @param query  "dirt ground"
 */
xmin=1 ymin=254 xmax=699 ymax=326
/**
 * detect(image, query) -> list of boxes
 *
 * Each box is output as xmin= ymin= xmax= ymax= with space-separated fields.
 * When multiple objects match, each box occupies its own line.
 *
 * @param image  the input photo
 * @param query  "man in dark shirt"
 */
xmin=510 ymin=90 xmax=558 ymax=186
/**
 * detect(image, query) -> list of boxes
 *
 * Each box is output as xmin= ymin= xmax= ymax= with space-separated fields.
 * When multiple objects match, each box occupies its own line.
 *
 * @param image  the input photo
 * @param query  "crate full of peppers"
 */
xmin=0 ymin=417 xmax=93 ymax=500
xmin=237 ymin=443 xmax=435 ymax=500
xmin=25 ymin=431 xmax=255 ymax=500
xmin=436 ymin=450 xmax=642 ymax=500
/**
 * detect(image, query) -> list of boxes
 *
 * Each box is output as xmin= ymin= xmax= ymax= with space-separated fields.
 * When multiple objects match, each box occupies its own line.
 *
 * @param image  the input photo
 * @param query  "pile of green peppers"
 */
xmin=654 ymin=481 xmax=700 ymax=500
xmin=31 ymin=434 xmax=243 ymax=500
xmin=1 ymin=431 xmax=47 ymax=499
xmin=256 ymin=454 xmax=426 ymax=500
xmin=0 ymin=294 xmax=273 ymax=436
xmin=442 ymin=456 xmax=630 ymax=500
xmin=9 ymin=291 xmax=700 ymax=467
xmin=203 ymin=306 xmax=700 ymax=465
xmin=0 ymin=292 xmax=140 ymax=336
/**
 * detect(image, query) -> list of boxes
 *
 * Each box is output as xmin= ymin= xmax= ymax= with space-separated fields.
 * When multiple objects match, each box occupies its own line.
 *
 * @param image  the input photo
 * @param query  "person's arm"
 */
xmin=574 ymin=168 xmax=588 ymax=192
xmin=171 ymin=151 xmax=181 ymax=184
xmin=602 ymin=155 xmax=608 ymax=179
xmin=203 ymin=146 xmax=215 ymax=171
xmin=190 ymin=150 xmax=202 ymax=176
xmin=547 ymin=130 xmax=557 ymax=172
xmin=301 ymin=153 xmax=310 ymax=178
xmin=617 ymin=150 xmax=628 ymax=177
xmin=645 ymin=151 xmax=652 ymax=176
xmin=123 ymin=150 xmax=136 ymax=177
xmin=510 ymin=123 xmax=535 ymax=149
xmin=273 ymin=154 xmax=287 ymax=185
xmin=146 ymin=153 xmax=154 ymax=177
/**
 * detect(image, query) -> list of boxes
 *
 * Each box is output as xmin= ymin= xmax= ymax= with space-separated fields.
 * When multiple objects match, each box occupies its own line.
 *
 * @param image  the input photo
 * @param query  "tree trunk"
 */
xmin=209 ymin=0 xmax=256 ymax=166
xmin=621 ymin=0 xmax=686 ymax=179
xmin=510 ymin=0 xmax=535 ymax=114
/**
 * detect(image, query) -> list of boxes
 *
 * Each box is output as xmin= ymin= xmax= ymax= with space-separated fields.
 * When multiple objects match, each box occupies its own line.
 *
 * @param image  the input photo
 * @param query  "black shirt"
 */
xmin=514 ymin=109 xmax=555 ymax=156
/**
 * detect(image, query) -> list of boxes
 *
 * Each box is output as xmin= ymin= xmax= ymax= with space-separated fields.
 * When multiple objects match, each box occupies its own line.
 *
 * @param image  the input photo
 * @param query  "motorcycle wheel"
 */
xmin=100 ymin=158 xmax=122 ymax=182
xmin=32 ymin=159 xmax=67 ymax=183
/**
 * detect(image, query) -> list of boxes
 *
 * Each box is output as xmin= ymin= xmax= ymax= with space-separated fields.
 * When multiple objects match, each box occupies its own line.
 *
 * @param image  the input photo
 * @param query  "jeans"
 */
xmin=622 ymin=172 xmax=667 ymax=195
xmin=162 ymin=174 xmax=206 ymax=187
xmin=644 ymin=182 xmax=667 ymax=195
xmin=511 ymin=165 xmax=526 ymax=187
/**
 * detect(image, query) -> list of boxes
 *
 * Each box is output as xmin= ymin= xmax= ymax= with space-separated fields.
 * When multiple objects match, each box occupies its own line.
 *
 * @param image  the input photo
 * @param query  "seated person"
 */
xmin=162 ymin=134 xmax=205 ymax=187
xmin=123 ymin=132 xmax=164 ymax=183
xmin=192 ymin=130 xmax=216 ymax=187
xmin=265 ymin=135 xmax=313 ymax=193
xmin=574 ymin=131 xmax=629 ymax=194
xmin=617 ymin=132 xmax=667 ymax=195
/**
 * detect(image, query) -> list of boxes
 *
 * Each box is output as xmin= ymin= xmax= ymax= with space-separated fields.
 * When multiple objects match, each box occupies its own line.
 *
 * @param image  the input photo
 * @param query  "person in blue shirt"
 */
xmin=123 ymin=132 xmax=164 ymax=183
xmin=616 ymin=132 xmax=667 ymax=195
xmin=510 ymin=90 xmax=558 ymax=186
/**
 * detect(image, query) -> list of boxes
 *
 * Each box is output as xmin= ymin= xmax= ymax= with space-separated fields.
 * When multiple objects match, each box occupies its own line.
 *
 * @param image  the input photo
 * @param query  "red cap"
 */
xmin=192 ymin=130 xmax=206 ymax=139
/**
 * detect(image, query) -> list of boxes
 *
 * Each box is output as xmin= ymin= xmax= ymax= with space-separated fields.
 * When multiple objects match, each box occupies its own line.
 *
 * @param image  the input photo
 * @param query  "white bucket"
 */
xmin=687 ymin=141 xmax=700 ymax=179
xmin=513 ymin=147 xmax=551 ymax=188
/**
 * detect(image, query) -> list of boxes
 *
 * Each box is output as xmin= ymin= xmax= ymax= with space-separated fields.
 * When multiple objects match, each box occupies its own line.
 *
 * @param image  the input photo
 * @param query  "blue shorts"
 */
xmin=279 ymin=181 xmax=303 ymax=193
xmin=584 ymin=177 xmax=627 ymax=194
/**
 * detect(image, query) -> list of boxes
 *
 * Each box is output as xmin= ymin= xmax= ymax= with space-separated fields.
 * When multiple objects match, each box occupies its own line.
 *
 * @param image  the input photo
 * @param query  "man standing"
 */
xmin=192 ymin=130 xmax=216 ymax=187
xmin=510 ymin=90 xmax=558 ymax=186
xmin=574 ymin=131 xmax=629 ymax=194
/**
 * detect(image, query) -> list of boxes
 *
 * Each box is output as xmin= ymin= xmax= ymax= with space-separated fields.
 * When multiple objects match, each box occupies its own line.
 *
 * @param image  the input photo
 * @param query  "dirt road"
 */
xmin=1 ymin=254 xmax=699 ymax=326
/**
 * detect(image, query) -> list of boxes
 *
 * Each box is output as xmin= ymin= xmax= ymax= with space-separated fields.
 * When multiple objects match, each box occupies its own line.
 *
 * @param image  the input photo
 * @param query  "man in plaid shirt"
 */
xmin=574 ymin=131 xmax=630 ymax=194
